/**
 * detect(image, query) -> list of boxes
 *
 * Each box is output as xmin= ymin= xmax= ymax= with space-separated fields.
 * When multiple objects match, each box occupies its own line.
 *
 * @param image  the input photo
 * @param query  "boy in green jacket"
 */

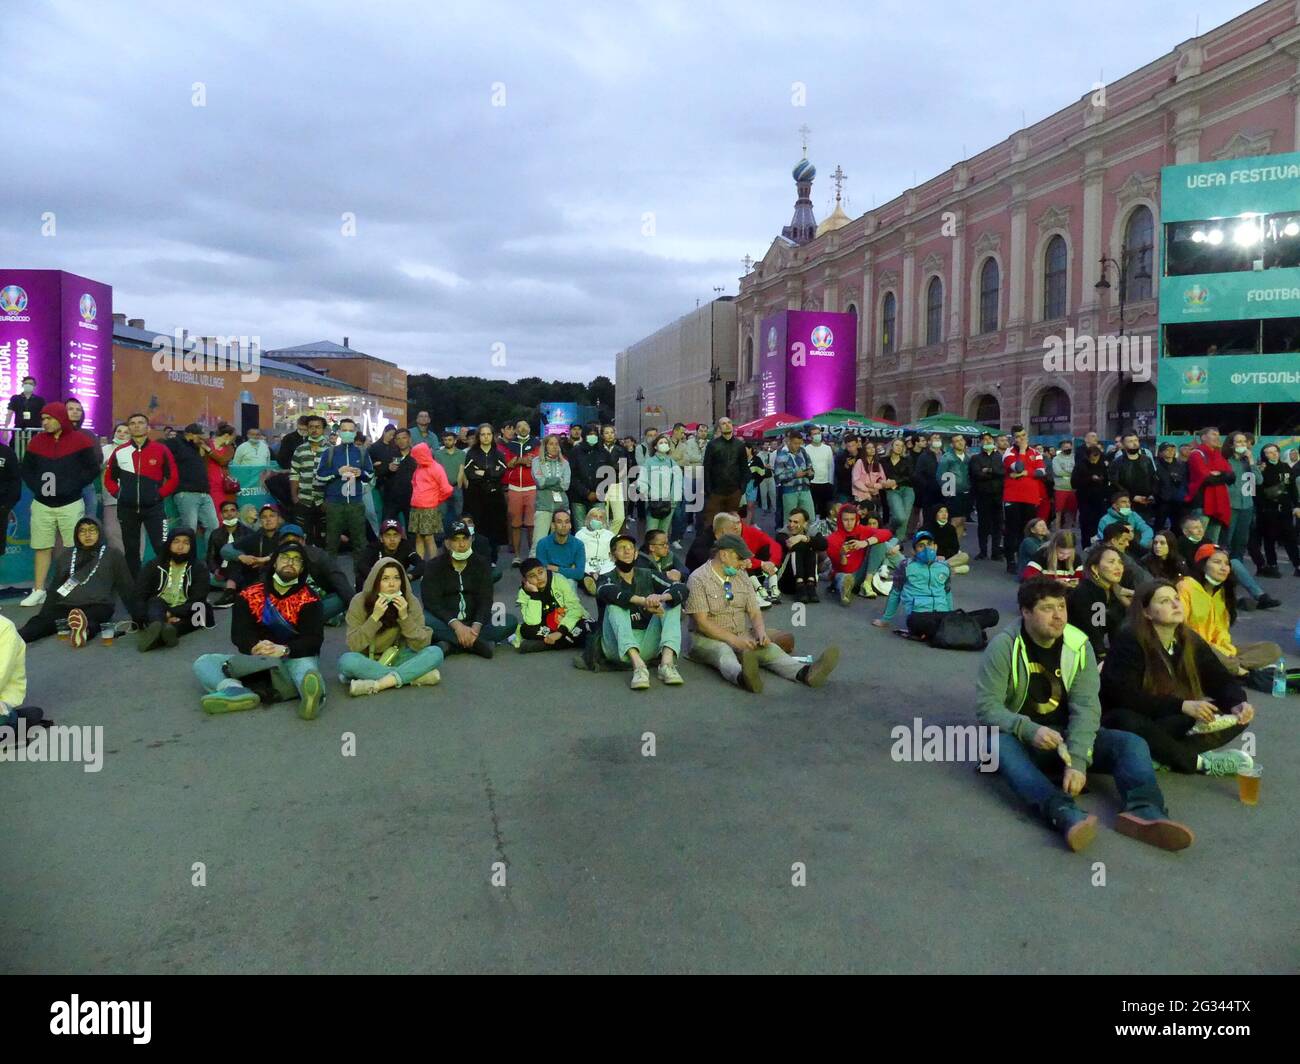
xmin=514 ymin=559 xmax=589 ymax=651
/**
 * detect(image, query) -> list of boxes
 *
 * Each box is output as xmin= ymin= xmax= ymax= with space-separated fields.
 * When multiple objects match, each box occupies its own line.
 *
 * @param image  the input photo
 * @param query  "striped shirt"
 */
xmin=290 ymin=440 xmax=327 ymax=506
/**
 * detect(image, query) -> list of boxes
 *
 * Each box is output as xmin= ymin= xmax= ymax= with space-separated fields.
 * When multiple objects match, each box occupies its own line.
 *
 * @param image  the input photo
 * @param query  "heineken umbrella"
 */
xmin=762 ymin=409 xmax=898 ymax=438
xmin=734 ymin=411 xmax=800 ymax=439
xmin=901 ymin=413 xmax=998 ymax=437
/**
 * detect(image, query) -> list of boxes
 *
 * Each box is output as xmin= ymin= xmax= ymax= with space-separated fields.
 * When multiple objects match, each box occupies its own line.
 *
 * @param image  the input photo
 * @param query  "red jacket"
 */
xmin=826 ymin=511 xmax=892 ymax=574
xmin=1185 ymin=445 xmax=1233 ymax=528
xmin=105 ymin=437 xmax=180 ymax=510
xmin=739 ymin=521 xmax=782 ymax=573
xmin=499 ymin=437 xmax=540 ymax=489
xmin=1002 ymin=446 xmax=1047 ymax=505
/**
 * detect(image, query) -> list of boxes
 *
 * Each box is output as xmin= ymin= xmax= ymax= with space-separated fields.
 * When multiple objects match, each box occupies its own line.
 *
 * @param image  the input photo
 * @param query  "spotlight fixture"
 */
xmin=1206 ymin=229 xmax=1224 ymax=245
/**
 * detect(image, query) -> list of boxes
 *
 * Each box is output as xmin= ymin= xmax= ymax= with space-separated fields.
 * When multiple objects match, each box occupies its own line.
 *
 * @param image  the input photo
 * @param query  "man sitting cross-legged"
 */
xmin=684 ymin=533 xmax=839 ymax=693
xmin=420 ymin=520 xmax=517 ymax=658
xmin=135 ymin=526 xmax=212 ymax=652
xmin=192 ymin=542 xmax=326 ymax=720
xmin=975 ymin=575 xmax=1195 ymax=853
xmin=575 ymin=533 xmax=687 ymax=689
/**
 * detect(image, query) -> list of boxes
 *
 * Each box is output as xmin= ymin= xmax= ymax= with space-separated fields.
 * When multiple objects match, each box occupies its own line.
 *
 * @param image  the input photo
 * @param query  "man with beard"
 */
xmin=135 ymin=527 xmax=212 ymax=651
xmin=193 ymin=543 xmax=326 ymax=719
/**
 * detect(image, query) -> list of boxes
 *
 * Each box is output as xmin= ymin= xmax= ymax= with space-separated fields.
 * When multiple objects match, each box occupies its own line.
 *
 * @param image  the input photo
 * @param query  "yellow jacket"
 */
xmin=1178 ymin=576 xmax=1235 ymax=656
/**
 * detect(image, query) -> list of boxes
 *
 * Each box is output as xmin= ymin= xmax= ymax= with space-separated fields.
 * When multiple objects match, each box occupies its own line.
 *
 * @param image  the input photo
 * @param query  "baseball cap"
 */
xmin=278 ymin=523 xmax=305 ymax=539
xmin=712 ymin=533 xmax=753 ymax=559
xmin=447 ymin=520 xmax=471 ymax=538
xmin=380 ymin=519 xmax=403 ymax=533
xmin=912 ymin=530 xmax=935 ymax=545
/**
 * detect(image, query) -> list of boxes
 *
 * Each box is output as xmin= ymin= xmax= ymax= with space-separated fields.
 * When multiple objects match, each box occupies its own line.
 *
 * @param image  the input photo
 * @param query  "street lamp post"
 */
xmin=1096 ymin=250 xmax=1153 ymax=438
xmin=707 ymin=365 xmax=721 ymax=423
xmin=635 ymin=387 xmax=645 ymax=440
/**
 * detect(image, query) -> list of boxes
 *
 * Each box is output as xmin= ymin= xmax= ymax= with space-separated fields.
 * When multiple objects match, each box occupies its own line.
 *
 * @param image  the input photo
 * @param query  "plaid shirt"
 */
xmin=290 ymin=439 xmax=327 ymax=506
xmin=685 ymin=561 xmax=757 ymax=637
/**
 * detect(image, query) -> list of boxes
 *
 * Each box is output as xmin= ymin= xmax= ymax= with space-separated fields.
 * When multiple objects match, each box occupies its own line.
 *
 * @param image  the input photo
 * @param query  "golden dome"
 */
xmin=815 ymin=200 xmax=851 ymax=238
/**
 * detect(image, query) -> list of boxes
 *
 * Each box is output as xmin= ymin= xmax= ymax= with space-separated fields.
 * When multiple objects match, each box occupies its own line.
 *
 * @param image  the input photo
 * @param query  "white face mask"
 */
xmin=656 ymin=442 xmax=670 ymax=454
xmin=1234 ymin=445 xmax=1248 ymax=456
xmin=811 ymin=434 xmax=823 ymax=443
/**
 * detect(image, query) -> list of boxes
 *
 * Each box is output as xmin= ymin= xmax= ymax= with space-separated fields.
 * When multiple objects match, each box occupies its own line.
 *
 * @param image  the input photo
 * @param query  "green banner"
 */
xmin=1159 ymin=267 xmax=1300 ymax=322
xmin=1157 ymin=354 xmax=1300 ymax=404
xmin=230 ymin=464 xmax=274 ymax=523
xmin=1161 ymin=151 xmax=1300 ymax=223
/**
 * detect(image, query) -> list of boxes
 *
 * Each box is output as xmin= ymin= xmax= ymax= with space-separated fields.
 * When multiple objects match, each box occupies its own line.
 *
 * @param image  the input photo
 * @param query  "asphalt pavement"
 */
xmin=2 ymin=523 xmax=1297 ymax=974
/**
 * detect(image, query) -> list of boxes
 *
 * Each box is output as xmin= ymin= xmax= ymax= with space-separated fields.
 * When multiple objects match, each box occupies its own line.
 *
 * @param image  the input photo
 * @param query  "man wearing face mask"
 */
xmin=969 ymin=432 xmax=1005 ymax=561
xmin=1184 ymin=426 xmax=1234 ymax=545
xmin=134 ymin=527 xmax=211 ymax=651
xmin=420 ymin=521 xmax=517 ymax=658
xmin=314 ymin=417 xmax=374 ymax=559
xmin=206 ymin=500 xmax=247 ymax=608
xmin=567 ymin=423 xmax=602 ymax=528
xmin=7 ymin=376 xmax=45 ymax=434
xmin=1001 ymin=425 xmax=1049 ymax=575
xmin=913 ymin=433 xmax=946 ymax=515
xmin=701 ymin=417 xmax=748 ymax=532
xmin=803 ymin=426 xmax=836 ymax=520
xmin=289 ymin=415 xmax=330 ymax=547
xmin=685 ymin=535 xmax=839 ymax=693
xmin=576 ymin=506 xmax=616 ymax=594
xmin=873 ymin=530 xmax=999 ymax=642
xmin=1095 ymin=491 xmax=1154 ymax=550
xmin=1050 ymin=438 xmax=1076 ymax=532
xmin=1107 ymin=431 xmax=1157 ymax=527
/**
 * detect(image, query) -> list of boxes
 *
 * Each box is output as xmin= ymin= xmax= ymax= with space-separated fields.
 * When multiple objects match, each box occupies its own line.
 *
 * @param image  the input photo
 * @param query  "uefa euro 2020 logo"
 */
xmin=0 ymin=285 xmax=28 ymax=314
xmin=1182 ymin=365 xmax=1208 ymax=388
xmin=1184 ymin=285 xmax=1209 ymax=308
xmin=811 ymin=325 xmax=834 ymax=350
xmin=766 ymin=326 xmax=777 ymax=354
xmin=79 ymin=293 xmax=97 ymax=323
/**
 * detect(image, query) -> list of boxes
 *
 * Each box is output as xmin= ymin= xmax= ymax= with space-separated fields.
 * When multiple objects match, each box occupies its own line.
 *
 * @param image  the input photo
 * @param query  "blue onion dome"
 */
xmin=792 ymin=158 xmax=816 ymax=182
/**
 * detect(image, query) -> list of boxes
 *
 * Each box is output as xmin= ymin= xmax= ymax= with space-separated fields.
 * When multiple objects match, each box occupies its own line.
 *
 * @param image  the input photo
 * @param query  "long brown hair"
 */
xmin=363 ymin=560 xmax=405 ymax=629
xmin=1128 ymin=579 xmax=1204 ymax=699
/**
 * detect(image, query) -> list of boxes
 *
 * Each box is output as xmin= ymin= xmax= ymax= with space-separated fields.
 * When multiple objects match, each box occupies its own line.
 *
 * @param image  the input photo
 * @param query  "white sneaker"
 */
xmin=349 ymin=679 xmax=382 ymax=697
xmin=19 ymin=589 xmax=46 ymax=607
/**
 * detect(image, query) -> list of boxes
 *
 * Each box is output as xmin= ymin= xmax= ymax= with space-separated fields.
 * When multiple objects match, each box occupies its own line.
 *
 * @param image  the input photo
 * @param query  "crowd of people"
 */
xmin=3 ymin=392 xmax=1292 ymax=855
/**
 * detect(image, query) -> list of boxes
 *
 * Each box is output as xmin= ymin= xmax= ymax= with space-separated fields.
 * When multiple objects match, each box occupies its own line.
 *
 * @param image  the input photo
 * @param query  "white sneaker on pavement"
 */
xmin=19 ymin=589 xmax=46 ymax=607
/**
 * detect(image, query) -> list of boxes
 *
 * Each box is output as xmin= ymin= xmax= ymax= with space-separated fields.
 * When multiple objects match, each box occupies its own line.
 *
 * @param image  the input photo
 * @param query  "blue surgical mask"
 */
xmin=916 ymin=547 xmax=937 ymax=565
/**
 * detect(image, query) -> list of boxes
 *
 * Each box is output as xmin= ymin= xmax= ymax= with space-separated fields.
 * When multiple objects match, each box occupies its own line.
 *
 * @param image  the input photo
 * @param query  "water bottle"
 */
xmin=1273 ymin=655 xmax=1288 ymax=698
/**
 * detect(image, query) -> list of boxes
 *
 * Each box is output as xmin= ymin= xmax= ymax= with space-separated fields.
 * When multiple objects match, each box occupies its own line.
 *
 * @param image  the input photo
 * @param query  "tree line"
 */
xmin=405 ymin=373 xmax=616 ymax=430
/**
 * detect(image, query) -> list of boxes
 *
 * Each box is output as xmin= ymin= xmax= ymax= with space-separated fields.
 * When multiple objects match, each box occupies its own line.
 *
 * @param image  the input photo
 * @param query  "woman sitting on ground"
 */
xmin=1100 ymin=579 xmax=1255 ymax=778
xmin=513 ymin=557 xmax=590 ymax=651
xmin=926 ymin=504 xmax=969 ymax=574
xmin=576 ymin=505 xmax=615 ymax=594
xmin=1066 ymin=542 xmax=1130 ymax=662
xmin=1141 ymin=530 xmax=1187 ymax=583
xmin=1016 ymin=516 xmax=1049 ymax=579
xmin=339 ymin=558 xmax=443 ymax=697
xmin=1021 ymin=530 xmax=1082 ymax=587
xmin=1178 ymin=544 xmax=1284 ymax=682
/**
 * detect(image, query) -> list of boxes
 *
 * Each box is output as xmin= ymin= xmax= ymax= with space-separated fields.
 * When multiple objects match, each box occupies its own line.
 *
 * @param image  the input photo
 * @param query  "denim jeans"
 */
xmin=174 ymin=491 xmax=219 ymax=537
xmin=193 ymin=652 xmax=320 ymax=703
xmin=1230 ymin=557 xmax=1264 ymax=600
xmin=993 ymin=727 xmax=1167 ymax=834
xmin=1227 ymin=508 xmax=1254 ymax=561
xmin=886 ymin=488 xmax=914 ymax=537
xmin=671 ymin=501 xmax=687 ymax=542
xmin=363 ymin=485 xmax=381 ymax=536
xmin=781 ymin=487 xmax=814 ymax=521
xmin=601 ymin=604 xmax=681 ymax=663
xmin=338 ymin=645 xmax=444 ymax=684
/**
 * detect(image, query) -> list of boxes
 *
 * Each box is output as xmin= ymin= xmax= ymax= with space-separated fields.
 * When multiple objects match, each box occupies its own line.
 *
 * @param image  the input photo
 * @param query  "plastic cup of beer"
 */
xmin=100 ymin=623 xmax=115 ymax=646
xmin=1237 ymin=763 xmax=1262 ymax=806
xmin=56 ymin=619 xmax=71 ymax=641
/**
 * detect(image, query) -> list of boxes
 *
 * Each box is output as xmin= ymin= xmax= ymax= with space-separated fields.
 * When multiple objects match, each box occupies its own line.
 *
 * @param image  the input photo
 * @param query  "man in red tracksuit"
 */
xmin=1183 ymin=425 xmax=1234 ymax=545
xmin=499 ymin=418 xmax=541 ymax=562
xmin=105 ymin=412 xmax=180 ymax=575
xmin=1001 ymin=424 xmax=1049 ymax=574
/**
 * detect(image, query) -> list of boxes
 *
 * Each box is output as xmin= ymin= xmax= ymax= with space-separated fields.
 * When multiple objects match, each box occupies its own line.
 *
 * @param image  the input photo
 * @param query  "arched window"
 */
xmin=979 ymin=258 xmax=1000 ymax=333
xmin=881 ymin=292 xmax=896 ymax=355
xmin=925 ymin=277 xmax=943 ymax=346
xmin=744 ymin=335 xmax=754 ymax=381
xmin=846 ymin=302 xmax=858 ymax=317
xmin=922 ymin=398 xmax=943 ymax=417
xmin=1122 ymin=206 xmax=1154 ymax=302
xmin=974 ymin=394 xmax=1001 ymax=425
xmin=1035 ymin=386 xmax=1072 ymax=434
xmin=877 ymin=403 xmax=898 ymax=422
xmin=1043 ymin=235 xmax=1067 ymax=320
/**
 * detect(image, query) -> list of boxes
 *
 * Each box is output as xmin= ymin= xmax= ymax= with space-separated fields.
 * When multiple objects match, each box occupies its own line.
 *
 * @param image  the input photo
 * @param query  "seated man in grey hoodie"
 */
xmin=975 ymin=576 xmax=1194 ymax=854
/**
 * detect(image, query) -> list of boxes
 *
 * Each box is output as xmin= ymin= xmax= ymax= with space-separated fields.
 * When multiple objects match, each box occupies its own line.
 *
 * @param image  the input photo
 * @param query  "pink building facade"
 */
xmin=732 ymin=0 xmax=1300 ymax=438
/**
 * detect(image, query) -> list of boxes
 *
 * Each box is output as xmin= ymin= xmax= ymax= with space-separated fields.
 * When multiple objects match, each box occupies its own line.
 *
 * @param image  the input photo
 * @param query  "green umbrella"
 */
xmin=901 ymin=414 xmax=998 ymax=437
xmin=762 ymin=409 xmax=900 ymax=438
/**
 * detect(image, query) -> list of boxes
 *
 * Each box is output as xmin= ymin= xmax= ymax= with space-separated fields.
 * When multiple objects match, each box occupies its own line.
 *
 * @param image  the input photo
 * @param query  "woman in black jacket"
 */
xmin=881 ymin=437 xmax=914 ymax=539
xmin=459 ymin=422 xmax=509 ymax=549
xmin=1256 ymin=443 xmax=1300 ymax=575
xmin=1152 ymin=442 xmax=1187 ymax=533
xmin=1100 ymin=579 xmax=1255 ymax=776
xmin=1140 ymin=530 xmax=1187 ymax=583
xmin=1071 ymin=445 xmax=1110 ymax=544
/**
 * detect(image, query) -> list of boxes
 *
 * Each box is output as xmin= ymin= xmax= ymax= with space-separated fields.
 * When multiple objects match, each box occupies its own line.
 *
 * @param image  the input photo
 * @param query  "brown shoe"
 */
xmin=1065 ymin=814 xmax=1099 ymax=853
xmin=801 ymin=645 xmax=840 ymax=688
xmin=737 ymin=649 xmax=763 ymax=693
xmin=1115 ymin=812 xmax=1194 ymax=851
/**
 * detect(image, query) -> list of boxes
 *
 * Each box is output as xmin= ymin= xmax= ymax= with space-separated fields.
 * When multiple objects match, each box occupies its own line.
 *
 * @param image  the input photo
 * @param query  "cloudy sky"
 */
xmin=7 ymin=0 xmax=1261 ymax=382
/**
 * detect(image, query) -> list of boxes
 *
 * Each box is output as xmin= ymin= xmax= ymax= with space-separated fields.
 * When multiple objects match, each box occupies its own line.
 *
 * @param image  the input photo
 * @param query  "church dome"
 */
xmin=815 ymin=201 xmax=851 ymax=238
xmin=792 ymin=158 xmax=816 ymax=183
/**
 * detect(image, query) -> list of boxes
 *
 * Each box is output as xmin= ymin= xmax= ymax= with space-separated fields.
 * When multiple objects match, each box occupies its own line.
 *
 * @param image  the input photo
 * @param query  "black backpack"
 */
xmin=931 ymin=609 xmax=986 ymax=651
